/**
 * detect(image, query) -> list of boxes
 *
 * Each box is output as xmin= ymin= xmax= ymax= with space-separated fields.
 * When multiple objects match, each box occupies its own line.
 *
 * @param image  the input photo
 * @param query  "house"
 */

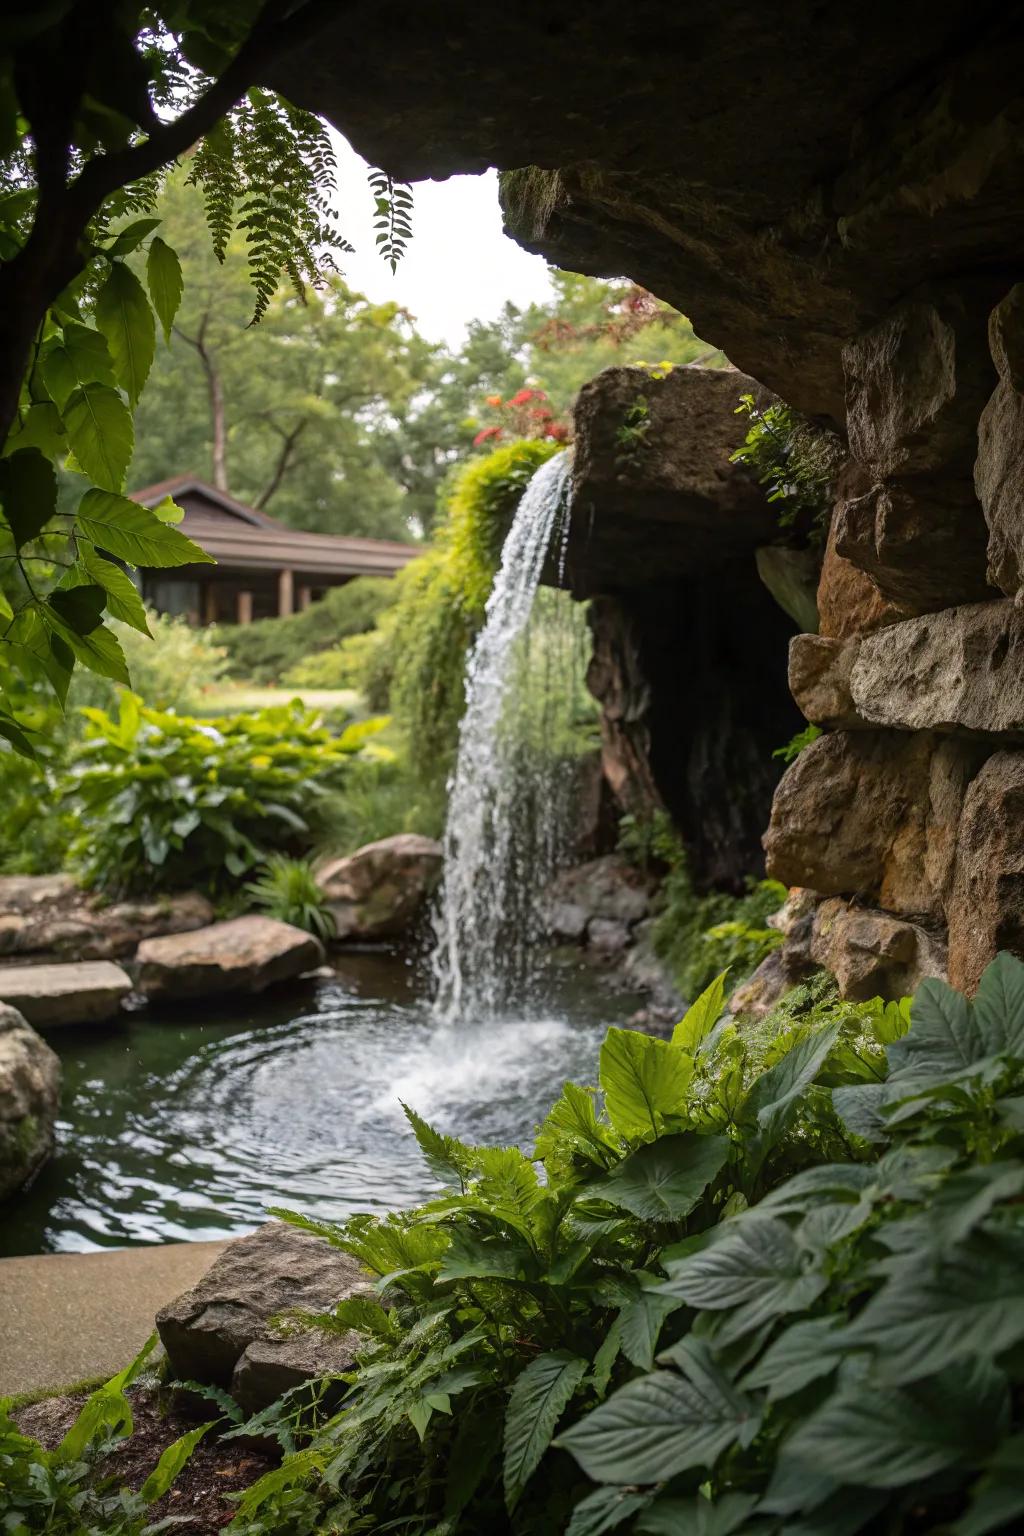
xmin=132 ymin=475 xmax=419 ymax=625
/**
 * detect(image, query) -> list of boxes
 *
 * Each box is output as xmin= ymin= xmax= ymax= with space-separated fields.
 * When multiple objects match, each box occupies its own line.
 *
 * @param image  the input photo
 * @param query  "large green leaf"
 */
xmin=599 ymin=1028 xmax=693 ymax=1138
xmin=42 ymin=323 xmax=116 ymax=408
xmin=660 ymin=1216 xmax=826 ymax=1339
xmin=437 ymin=1228 xmax=532 ymax=1283
xmin=566 ymin=1487 xmax=652 ymax=1536
xmin=742 ymin=1024 xmax=839 ymax=1147
xmin=146 ymin=235 xmax=184 ymax=342
xmin=2 ymin=402 xmax=66 ymax=459
xmin=45 ymin=612 xmax=130 ymax=684
xmin=63 ymin=383 xmax=134 ymax=491
xmin=973 ymin=952 xmax=1024 ymax=1059
xmin=740 ymin=1316 xmax=845 ymax=1400
xmin=954 ymin=1435 xmax=1024 ymax=1536
xmin=78 ymin=545 xmax=151 ymax=634
xmin=95 ymin=260 xmax=155 ymax=404
xmin=599 ymin=1133 xmax=729 ymax=1223
xmin=503 ymin=1350 xmax=587 ymax=1510
xmin=672 ymin=971 xmax=729 ymax=1054
xmin=0 ymin=447 xmax=56 ymax=548
xmin=558 ymin=1341 xmax=759 ymax=1485
xmin=636 ymin=1492 xmax=759 ymax=1536
xmin=75 ymin=488 xmax=214 ymax=568
xmin=780 ymin=1360 xmax=1007 ymax=1490
xmin=842 ymin=1228 xmax=1024 ymax=1381
xmin=139 ymin=1420 xmax=215 ymax=1503
xmin=888 ymin=975 xmax=984 ymax=1082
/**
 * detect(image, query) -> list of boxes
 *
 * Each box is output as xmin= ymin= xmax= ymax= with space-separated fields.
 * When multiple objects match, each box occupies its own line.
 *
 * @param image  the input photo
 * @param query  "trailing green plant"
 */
xmin=730 ymin=394 xmax=843 ymax=546
xmin=245 ymin=854 xmax=335 ymax=941
xmin=618 ymin=813 xmax=786 ymax=1000
xmin=379 ymin=438 xmax=562 ymax=791
xmin=216 ymin=578 xmax=397 ymax=686
xmin=772 ymin=721 xmax=822 ymax=764
xmin=61 ymin=693 xmax=382 ymax=896
xmin=220 ymin=969 xmax=918 ymax=1534
xmin=614 ymin=394 xmax=652 ymax=460
xmin=0 ymin=1336 xmax=212 ymax=1533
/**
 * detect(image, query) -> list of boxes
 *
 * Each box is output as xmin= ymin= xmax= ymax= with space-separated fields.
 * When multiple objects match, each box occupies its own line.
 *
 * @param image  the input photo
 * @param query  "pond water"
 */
xmin=2 ymin=953 xmax=646 ymax=1257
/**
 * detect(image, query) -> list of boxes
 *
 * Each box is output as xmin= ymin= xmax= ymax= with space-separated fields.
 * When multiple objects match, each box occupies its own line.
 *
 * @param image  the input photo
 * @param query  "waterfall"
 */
xmin=432 ymin=450 xmax=581 ymax=1022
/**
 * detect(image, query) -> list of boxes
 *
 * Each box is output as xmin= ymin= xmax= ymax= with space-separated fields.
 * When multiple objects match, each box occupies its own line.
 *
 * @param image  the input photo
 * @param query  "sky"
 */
xmin=329 ymin=134 xmax=557 ymax=349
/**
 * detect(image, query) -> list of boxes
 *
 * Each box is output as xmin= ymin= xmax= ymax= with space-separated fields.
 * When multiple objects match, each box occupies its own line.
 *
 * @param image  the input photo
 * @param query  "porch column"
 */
xmin=278 ymin=567 xmax=295 ymax=617
xmin=236 ymin=589 xmax=253 ymax=625
xmin=298 ymin=584 xmax=313 ymax=611
xmin=203 ymin=585 xmax=219 ymax=625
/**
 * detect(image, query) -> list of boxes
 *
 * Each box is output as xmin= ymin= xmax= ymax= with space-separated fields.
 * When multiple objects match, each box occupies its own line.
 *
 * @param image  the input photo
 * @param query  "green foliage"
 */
xmin=224 ymin=968 xmax=926 ymax=1534
xmin=772 ymin=722 xmax=822 ymax=764
xmin=215 ymin=577 xmax=396 ymax=686
xmin=0 ymin=1336 xmax=210 ymax=1533
xmin=61 ymin=693 xmax=377 ymax=896
xmin=614 ymin=395 xmax=652 ymax=461
xmin=313 ymin=753 xmax=445 ymax=856
xmin=246 ymin=855 xmax=335 ymax=941
xmin=618 ymin=814 xmax=786 ymax=1000
xmin=730 ymin=395 xmax=843 ymax=546
xmin=380 ymin=439 xmax=562 ymax=791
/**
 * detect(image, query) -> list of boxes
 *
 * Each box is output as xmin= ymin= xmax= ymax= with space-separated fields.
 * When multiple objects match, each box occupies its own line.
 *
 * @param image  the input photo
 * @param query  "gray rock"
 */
xmin=547 ymin=901 xmax=589 ymax=941
xmin=135 ymin=916 xmax=323 ymax=1001
xmin=157 ymin=1220 xmax=368 ymax=1412
xmin=587 ymin=918 xmax=631 ymax=955
xmin=0 ymin=1004 xmax=61 ymax=1200
xmin=850 ymin=600 xmax=1024 ymax=736
xmin=545 ymin=855 xmax=652 ymax=932
xmin=788 ymin=633 xmax=863 ymax=729
xmin=947 ymin=752 xmax=1024 ymax=994
xmin=318 ymin=834 xmax=442 ymax=942
xmin=809 ymin=898 xmax=947 ymax=1002
xmin=0 ymin=960 xmax=132 ymax=1027
xmin=977 ymin=288 xmax=1024 ymax=599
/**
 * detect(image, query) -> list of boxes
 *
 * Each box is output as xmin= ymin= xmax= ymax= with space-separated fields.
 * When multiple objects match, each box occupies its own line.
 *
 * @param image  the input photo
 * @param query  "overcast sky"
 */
xmin=330 ymin=134 xmax=557 ymax=348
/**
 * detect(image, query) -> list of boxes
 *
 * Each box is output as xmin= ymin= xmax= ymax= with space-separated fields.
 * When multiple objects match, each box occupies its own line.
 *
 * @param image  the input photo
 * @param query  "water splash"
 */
xmin=432 ymin=450 xmax=582 ymax=1021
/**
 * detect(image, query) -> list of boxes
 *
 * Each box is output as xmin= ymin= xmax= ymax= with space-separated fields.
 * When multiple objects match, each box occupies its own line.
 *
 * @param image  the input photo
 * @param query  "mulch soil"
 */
xmin=16 ymin=1385 xmax=279 ymax=1533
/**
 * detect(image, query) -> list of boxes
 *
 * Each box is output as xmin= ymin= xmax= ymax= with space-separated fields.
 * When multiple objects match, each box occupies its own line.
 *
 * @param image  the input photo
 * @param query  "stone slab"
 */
xmin=0 ymin=961 xmax=132 ymax=1027
xmin=135 ymin=916 xmax=323 ymax=1001
xmin=0 ymin=1241 xmax=230 ymax=1398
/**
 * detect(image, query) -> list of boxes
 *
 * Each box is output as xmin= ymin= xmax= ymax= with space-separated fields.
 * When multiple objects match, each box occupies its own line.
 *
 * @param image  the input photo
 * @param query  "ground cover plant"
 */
xmin=208 ymin=959 xmax=1024 ymax=1535
xmin=61 ymin=693 xmax=382 ymax=896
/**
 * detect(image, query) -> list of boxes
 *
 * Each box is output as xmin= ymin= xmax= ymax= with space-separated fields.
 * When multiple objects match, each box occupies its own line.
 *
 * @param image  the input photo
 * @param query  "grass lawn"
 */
xmin=198 ymin=685 xmax=363 ymax=715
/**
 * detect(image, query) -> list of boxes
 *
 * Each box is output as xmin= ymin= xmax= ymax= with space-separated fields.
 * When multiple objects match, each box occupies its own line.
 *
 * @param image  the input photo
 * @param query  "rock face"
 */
xmin=977 ymin=286 xmax=1024 ymax=599
xmin=157 ymin=1221 xmax=367 ymax=1413
xmin=832 ymin=482 xmax=991 ymax=615
xmin=135 ymin=917 xmax=323 ymax=1001
xmin=816 ymin=512 xmax=906 ymax=640
xmin=788 ymin=635 xmax=862 ymax=730
xmin=0 ymin=878 xmax=213 ymax=963
xmin=0 ymin=960 xmax=132 ymax=1027
xmin=947 ymin=754 xmax=1024 ymax=993
xmin=808 ymin=899 xmax=947 ymax=1002
xmin=0 ymin=1004 xmax=60 ymax=1200
xmin=850 ymin=602 xmax=1024 ymax=736
xmin=546 ymin=855 xmax=653 ymax=949
xmin=317 ymin=835 xmax=442 ymax=942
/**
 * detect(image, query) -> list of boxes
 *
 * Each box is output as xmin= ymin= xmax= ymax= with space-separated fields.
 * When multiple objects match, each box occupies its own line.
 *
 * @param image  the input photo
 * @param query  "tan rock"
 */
xmin=816 ymin=512 xmax=904 ymax=639
xmin=0 ymin=1004 xmax=61 ymax=1201
xmin=136 ymin=916 xmax=322 ymax=1001
xmin=0 ymin=879 xmax=214 ymax=962
xmin=809 ymin=898 xmax=946 ymax=1002
xmin=833 ymin=481 xmax=990 ymax=614
xmin=850 ymin=600 xmax=1024 ymax=736
xmin=763 ymin=729 xmax=984 ymax=919
xmin=788 ymin=633 xmax=863 ymax=728
xmin=318 ymin=834 xmax=442 ymax=941
xmin=0 ymin=960 xmax=132 ymax=1027
xmin=947 ymin=752 xmax=1024 ymax=994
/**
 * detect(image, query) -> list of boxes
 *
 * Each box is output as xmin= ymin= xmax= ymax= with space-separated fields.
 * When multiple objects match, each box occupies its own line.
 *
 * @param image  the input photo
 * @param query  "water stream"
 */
xmin=432 ymin=450 xmax=577 ymax=1020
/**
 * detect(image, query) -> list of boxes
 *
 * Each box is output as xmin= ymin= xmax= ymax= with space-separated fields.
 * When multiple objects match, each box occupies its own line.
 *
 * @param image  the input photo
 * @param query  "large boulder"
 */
xmin=816 ymin=507 xmax=906 ymax=640
xmin=947 ymin=752 xmax=1024 ymax=993
xmin=545 ymin=854 xmax=653 ymax=944
xmin=849 ymin=601 xmax=1024 ymax=736
xmin=0 ymin=960 xmax=132 ymax=1027
xmin=832 ymin=481 xmax=991 ymax=614
xmin=0 ymin=878 xmax=214 ymax=963
xmin=788 ymin=634 xmax=863 ymax=730
xmin=317 ymin=834 xmax=443 ymax=941
xmin=976 ymin=285 xmax=1024 ymax=599
xmin=764 ymin=730 xmax=986 ymax=919
xmin=156 ymin=1221 xmax=368 ymax=1413
xmin=0 ymin=1004 xmax=60 ymax=1200
xmin=808 ymin=898 xmax=947 ymax=1001
xmin=135 ymin=916 xmax=322 ymax=1001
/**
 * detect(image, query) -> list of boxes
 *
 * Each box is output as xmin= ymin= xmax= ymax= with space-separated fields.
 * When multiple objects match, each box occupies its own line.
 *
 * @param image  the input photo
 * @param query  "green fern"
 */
xmin=368 ymin=167 xmax=414 ymax=274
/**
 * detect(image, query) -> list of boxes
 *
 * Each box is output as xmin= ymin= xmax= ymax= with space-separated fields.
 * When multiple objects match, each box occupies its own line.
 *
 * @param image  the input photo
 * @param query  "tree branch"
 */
xmin=255 ymin=417 xmax=308 ymax=509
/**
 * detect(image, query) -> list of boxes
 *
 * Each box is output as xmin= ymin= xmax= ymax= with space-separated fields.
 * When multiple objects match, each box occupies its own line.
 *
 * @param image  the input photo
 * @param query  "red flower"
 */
xmin=509 ymin=387 xmax=545 ymax=406
xmin=473 ymin=425 xmax=503 ymax=446
xmin=545 ymin=422 xmax=569 ymax=441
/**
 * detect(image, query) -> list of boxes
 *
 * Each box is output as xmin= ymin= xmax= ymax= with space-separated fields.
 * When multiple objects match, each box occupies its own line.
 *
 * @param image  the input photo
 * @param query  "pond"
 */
xmin=2 ymin=953 xmax=646 ymax=1257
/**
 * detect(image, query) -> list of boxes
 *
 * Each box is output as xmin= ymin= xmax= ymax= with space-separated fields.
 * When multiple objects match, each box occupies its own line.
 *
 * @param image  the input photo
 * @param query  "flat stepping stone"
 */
xmin=135 ymin=915 xmax=323 ymax=1001
xmin=0 ymin=960 xmax=132 ymax=1027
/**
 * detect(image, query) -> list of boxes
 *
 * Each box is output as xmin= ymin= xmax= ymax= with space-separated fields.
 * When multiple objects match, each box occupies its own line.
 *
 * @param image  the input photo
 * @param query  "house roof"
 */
xmin=130 ymin=475 xmax=420 ymax=578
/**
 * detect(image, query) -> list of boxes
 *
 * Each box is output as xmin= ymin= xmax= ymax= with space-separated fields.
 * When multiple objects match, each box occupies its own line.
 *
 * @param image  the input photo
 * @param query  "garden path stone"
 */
xmin=156 ymin=1220 xmax=367 ymax=1413
xmin=0 ymin=961 xmax=132 ymax=1027
xmin=134 ymin=915 xmax=323 ymax=1000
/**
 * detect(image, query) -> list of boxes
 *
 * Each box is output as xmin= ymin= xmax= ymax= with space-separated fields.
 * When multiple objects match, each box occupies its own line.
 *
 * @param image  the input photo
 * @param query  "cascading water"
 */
xmin=432 ymin=449 xmax=584 ymax=1022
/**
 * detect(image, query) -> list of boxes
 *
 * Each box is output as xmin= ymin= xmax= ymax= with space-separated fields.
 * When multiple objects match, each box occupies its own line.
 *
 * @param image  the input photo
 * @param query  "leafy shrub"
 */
xmin=117 ymin=611 xmax=230 ymax=711
xmin=62 ymin=694 xmax=378 ymax=896
xmin=222 ymin=956 xmax=1024 ymax=1535
xmin=773 ymin=722 xmax=822 ymax=764
xmin=313 ymin=752 xmax=445 ymax=855
xmin=0 ymin=1336 xmax=210 ymax=1534
xmin=246 ymin=855 xmax=335 ymax=941
xmin=280 ymin=647 xmax=360 ymax=692
xmin=215 ymin=578 xmax=397 ymax=686
xmin=731 ymin=393 xmax=843 ymax=547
